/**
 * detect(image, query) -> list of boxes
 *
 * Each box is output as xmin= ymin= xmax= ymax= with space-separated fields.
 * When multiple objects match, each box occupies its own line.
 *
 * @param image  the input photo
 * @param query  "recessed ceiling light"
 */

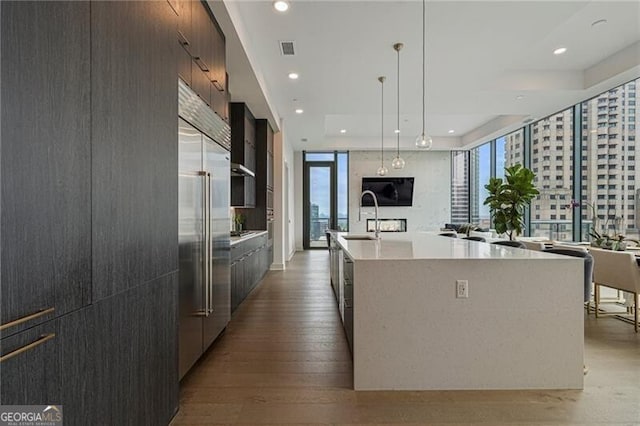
xmin=394 ymin=129 xmax=400 ymax=134
xmin=288 ymin=72 xmax=299 ymax=80
xmin=516 ymin=95 xmax=525 ymax=100
xmin=448 ymin=129 xmax=455 ymax=134
xmin=592 ymin=19 xmax=607 ymax=28
xmin=340 ymin=129 xmax=347 ymax=134
xmin=273 ymin=1 xmax=289 ymax=12
xmin=553 ymin=47 xmax=567 ymax=55
xmin=295 ymin=108 xmax=304 ymax=114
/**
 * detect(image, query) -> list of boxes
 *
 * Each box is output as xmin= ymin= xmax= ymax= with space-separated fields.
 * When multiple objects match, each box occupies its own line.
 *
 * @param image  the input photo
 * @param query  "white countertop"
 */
xmin=230 ymin=230 xmax=267 ymax=246
xmin=336 ymin=232 xmax=577 ymax=261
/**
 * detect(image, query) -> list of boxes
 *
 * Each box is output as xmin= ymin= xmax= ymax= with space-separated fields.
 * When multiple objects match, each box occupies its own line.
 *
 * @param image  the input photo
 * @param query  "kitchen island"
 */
xmin=331 ymin=232 xmax=584 ymax=391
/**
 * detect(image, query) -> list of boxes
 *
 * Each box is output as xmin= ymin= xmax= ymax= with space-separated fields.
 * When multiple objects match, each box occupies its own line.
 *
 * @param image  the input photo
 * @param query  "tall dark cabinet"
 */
xmin=91 ymin=0 xmax=179 ymax=300
xmin=252 ymin=120 xmax=275 ymax=263
xmin=1 ymin=1 xmax=185 ymax=424
xmin=231 ymin=103 xmax=257 ymax=207
xmin=1 ymin=3 xmax=94 ymax=421
xmin=1 ymin=1 xmax=91 ymax=335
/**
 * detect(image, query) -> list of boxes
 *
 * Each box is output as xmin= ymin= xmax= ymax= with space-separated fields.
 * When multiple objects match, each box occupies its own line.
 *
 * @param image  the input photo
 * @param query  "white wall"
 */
xmin=292 ymin=150 xmax=452 ymax=246
xmin=348 ymin=150 xmax=451 ymax=233
xmin=272 ymin=121 xmax=297 ymax=270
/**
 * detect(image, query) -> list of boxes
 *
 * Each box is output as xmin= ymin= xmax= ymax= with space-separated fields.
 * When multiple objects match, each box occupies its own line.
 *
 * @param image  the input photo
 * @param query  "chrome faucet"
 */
xmin=359 ymin=190 xmax=380 ymax=239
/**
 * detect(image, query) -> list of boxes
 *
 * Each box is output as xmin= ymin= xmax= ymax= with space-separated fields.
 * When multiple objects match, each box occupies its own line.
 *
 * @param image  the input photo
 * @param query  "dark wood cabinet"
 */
xmin=0 ymin=307 xmax=95 ymax=426
xmin=1 ymin=1 xmax=91 ymax=335
xmin=176 ymin=0 xmax=193 ymax=54
xmin=244 ymin=120 xmax=275 ymax=260
xmin=177 ymin=43 xmax=192 ymax=87
xmin=93 ymin=273 xmax=179 ymax=425
xmin=92 ymin=0 xmax=179 ymax=300
xmin=231 ymin=103 xmax=257 ymax=207
xmin=230 ymin=235 xmax=269 ymax=314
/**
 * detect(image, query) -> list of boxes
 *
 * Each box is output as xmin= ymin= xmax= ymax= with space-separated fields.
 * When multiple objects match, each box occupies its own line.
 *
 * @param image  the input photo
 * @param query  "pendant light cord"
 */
xmin=422 ymin=0 xmax=426 ymax=136
xmin=396 ymin=46 xmax=400 ymax=157
xmin=381 ymin=78 xmax=384 ymax=168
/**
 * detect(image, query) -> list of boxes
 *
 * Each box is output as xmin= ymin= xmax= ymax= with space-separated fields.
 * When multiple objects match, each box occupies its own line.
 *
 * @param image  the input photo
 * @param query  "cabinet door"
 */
xmin=0 ymin=307 xmax=95 ymax=426
xmin=230 ymin=261 xmax=237 ymax=313
xmin=1 ymin=1 xmax=91 ymax=333
xmin=92 ymin=1 xmax=178 ymax=300
xmin=93 ymin=274 xmax=178 ymax=425
xmin=176 ymin=0 xmax=193 ymax=53
xmin=177 ymin=43 xmax=192 ymax=87
xmin=192 ymin=65 xmax=212 ymax=106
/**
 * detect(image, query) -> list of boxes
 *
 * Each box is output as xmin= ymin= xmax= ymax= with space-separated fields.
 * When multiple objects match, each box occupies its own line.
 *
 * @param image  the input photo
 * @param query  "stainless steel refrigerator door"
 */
xmin=202 ymin=135 xmax=231 ymax=349
xmin=178 ymin=118 xmax=206 ymax=379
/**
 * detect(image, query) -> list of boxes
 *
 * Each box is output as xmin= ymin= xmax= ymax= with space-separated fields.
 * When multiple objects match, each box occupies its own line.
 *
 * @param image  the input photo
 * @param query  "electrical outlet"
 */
xmin=456 ymin=280 xmax=469 ymax=298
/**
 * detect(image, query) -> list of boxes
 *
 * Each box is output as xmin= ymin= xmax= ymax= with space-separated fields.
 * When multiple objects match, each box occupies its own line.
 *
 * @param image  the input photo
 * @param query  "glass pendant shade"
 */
xmin=391 ymin=156 xmax=405 ymax=169
xmin=415 ymin=132 xmax=433 ymax=149
xmin=377 ymin=165 xmax=389 ymax=176
xmin=416 ymin=0 xmax=432 ymax=151
xmin=393 ymin=43 xmax=405 ymax=169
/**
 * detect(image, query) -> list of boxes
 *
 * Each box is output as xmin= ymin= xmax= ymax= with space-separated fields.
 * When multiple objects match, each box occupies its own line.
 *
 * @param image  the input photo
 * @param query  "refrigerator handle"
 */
xmin=208 ymin=172 xmax=214 ymax=315
xmin=199 ymin=170 xmax=210 ymax=317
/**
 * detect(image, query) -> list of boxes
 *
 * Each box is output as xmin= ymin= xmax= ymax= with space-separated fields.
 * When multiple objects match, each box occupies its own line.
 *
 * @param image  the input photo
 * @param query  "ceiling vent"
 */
xmin=279 ymin=40 xmax=296 ymax=56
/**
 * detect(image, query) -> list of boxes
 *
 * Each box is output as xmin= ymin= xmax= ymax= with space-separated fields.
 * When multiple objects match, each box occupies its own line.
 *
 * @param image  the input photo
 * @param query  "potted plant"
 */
xmin=233 ymin=213 xmax=245 ymax=232
xmin=483 ymin=164 xmax=539 ymax=240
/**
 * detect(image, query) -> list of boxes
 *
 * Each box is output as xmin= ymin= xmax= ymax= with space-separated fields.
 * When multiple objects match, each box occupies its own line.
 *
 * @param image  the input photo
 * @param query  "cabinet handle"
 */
xmin=178 ymin=31 xmax=191 ymax=48
xmin=212 ymin=80 xmax=224 ymax=92
xmin=0 ymin=307 xmax=55 ymax=332
xmin=194 ymin=57 xmax=209 ymax=72
xmin=1 ymin=333 xmax=56 ymax=363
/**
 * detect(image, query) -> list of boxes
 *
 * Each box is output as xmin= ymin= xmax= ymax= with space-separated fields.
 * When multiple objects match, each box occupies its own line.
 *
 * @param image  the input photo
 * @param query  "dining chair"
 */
xmin=518 ymin=240 xmax=546 ymax=251
xmin=589 ymin=247 xmax=640 ymax=332
xmin=544 ymin=248 xmax=593 ymax=304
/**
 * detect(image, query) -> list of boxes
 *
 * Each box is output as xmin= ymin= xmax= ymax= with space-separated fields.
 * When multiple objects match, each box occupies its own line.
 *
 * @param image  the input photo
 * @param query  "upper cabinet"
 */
xmin=1 ymin=1 xmax=91 ymax=336
xmin=174 ymin=1 xmax=227 ymax=122
xmin=91 ymin=0 xmax=178 ymax=300
xmin=231 ymin=103 xmax=256 ymax=207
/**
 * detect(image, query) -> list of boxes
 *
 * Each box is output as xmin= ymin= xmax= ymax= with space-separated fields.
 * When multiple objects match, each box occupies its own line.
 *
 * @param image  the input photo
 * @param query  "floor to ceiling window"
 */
xmin=457 ymin=78 xmax=640 ymax=242
xmin=470 ymin=143 xmax=492 ymax=228
xmin=581 ymin=80 xmax=640 ymax=241
xmin=529 ymin=108 xmax=574 ymax=240
xmin=451 ymin=151 xmax=470 ymax=223
xmin=302 ymin=151 xmax=349 ymax=249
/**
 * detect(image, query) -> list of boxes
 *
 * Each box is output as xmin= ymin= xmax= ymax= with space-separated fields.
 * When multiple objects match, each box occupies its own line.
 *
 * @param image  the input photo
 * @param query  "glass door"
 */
xmin=304 ymin=162 xmax=336 ymax=249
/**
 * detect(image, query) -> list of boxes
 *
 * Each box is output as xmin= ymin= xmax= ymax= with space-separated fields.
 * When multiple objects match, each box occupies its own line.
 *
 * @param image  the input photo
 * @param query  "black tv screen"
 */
xmin=361 ymin=177 xmax=414 ymax=207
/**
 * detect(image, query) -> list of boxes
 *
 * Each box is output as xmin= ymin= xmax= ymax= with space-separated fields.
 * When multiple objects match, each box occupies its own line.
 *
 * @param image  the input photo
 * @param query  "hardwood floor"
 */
xmin=172 ymin=250 xmax=640 ymax=425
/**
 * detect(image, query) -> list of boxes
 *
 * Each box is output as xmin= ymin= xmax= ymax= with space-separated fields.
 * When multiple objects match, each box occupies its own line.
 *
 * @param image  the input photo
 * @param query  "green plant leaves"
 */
xmin=483 ymin=164 xmax=539 ymax=240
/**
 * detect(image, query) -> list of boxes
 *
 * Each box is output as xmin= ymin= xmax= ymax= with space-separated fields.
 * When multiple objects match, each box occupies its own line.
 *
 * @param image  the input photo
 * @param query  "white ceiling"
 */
xmin=217 ymin=0 xmax=640 ymax=151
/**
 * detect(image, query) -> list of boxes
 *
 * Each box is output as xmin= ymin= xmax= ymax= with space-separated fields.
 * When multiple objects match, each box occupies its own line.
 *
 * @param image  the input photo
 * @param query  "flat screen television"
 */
xmin=361 ymin=177 xmax=414 ymax=207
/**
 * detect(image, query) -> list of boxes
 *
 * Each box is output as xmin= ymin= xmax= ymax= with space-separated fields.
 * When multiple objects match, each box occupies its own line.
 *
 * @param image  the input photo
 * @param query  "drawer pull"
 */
xmin=212 ymin=80 xmax=224 ymax=92
xmin=194 ymin=57 xmax=209 ymax=72
xmin=178 ymin=31 xmax=190 ymax=48
xmin=1 ymin=333 xmax=56 ymax=363
xmin=344 ymin=301 xmax=352 ymax=309
xmin=0 ymin=307 xmax=55 ymax=331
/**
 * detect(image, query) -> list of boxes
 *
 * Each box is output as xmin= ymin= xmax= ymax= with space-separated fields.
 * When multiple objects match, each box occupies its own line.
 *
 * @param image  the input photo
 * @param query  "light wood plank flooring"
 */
xmin=171 ymin=250 xmax=640 ymax=425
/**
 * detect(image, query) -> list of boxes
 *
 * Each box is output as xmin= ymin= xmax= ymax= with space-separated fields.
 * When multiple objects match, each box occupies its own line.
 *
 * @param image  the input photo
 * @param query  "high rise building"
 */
xmin=502 ymin=78 xmax=640 ymax=240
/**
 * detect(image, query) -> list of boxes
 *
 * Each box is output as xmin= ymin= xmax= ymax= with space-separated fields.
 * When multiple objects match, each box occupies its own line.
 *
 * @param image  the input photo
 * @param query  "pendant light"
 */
xmin=377 ymin=76 xmax=389 ymax=176
xmin=391 ymin=42 xmax=405 ymax=169
xmin=415 ymin=0 xmax=433 ymax=149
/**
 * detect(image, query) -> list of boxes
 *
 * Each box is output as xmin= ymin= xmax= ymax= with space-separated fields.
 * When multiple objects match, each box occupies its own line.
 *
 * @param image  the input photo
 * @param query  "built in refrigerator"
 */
xmin=178 ymin=117 xmax=230 ymax=379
